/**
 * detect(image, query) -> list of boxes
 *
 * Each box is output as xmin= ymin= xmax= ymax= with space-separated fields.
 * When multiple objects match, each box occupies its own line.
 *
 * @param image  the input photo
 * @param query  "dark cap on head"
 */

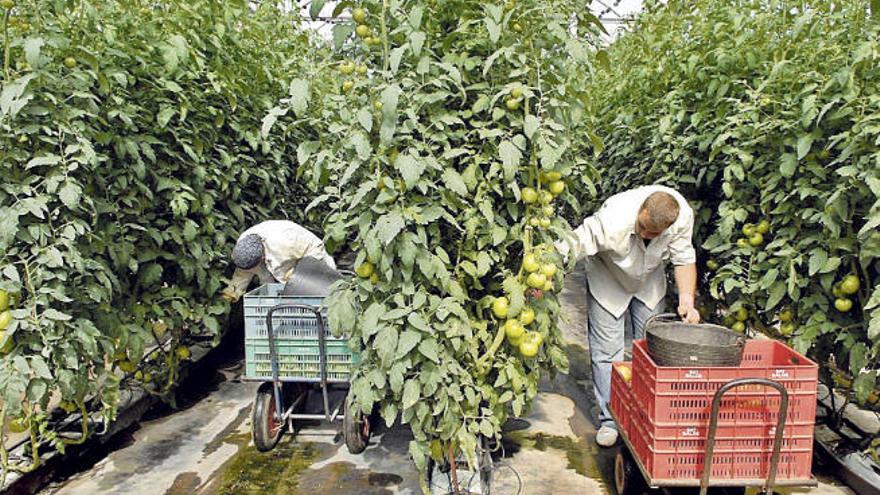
xmin=232 ymin=233 xmax=264 ymax=270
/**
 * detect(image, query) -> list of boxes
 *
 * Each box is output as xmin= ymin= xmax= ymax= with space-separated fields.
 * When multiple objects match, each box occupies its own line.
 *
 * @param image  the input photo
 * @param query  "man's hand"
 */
xmin=678 ymin=293 xmax=700 ymax=323
xmin=221 ymin=287 xmax=240 ymax=303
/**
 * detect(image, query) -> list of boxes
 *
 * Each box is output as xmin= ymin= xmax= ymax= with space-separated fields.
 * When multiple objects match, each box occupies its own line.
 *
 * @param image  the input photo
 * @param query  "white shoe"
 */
xmin=596 ymin=424 xmax=618 ymax=447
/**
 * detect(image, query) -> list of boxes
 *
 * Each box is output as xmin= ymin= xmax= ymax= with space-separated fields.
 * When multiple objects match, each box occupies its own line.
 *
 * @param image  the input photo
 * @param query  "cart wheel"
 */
xmin=343 ymin=396 xmax=371 ymax=454
xmin=252 ymin=382 xmax=284 ymax=452
xmin=615 ymin=447 xmax=648 ymax=495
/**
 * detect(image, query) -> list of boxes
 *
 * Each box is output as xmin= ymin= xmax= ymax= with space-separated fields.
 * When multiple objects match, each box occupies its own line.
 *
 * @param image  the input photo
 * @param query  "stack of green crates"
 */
xmin=243 ymin=284 xmax=360 ymax=381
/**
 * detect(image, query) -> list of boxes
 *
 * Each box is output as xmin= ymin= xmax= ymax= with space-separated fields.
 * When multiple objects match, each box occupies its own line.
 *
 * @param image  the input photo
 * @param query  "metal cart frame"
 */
xmin=611 ymin=377 xmax=818 ymax=495
xmin=244 ymin=287 xmax=370 ymax=454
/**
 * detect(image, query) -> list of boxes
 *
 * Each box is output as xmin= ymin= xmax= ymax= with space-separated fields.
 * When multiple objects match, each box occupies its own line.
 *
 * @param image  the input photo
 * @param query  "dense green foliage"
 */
xmin=584 ymin=0 xmax=880 ymax=406
xmin=265 ymin=0 xmax=600 ymax=488
xmin=0 ymin=0 xmax=315 ymax=468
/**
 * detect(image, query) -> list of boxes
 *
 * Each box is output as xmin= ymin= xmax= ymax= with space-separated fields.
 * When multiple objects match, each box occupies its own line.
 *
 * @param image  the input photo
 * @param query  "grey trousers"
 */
xmin=587 ymin=290 xmax=663 ymax=429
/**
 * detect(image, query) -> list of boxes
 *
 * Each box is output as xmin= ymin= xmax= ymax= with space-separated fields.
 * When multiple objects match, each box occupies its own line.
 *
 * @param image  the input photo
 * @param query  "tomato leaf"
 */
xmin=441 ymin=168 xmax=469 ymax=196
xmin=396 ymin=330 xmax=422 ymax=358
xmin=58 ymin=182 xmax=82 ymax=209
xmin=402 ymin=379 xmax=421 ymax=410
xmin=287 ymin=79 xmax=310 ymax=117
xmin=396 ymin=153 xmax=425 ymax=189
xmin=418 ymin=338 xmax=440 ymax=363
xmin=524 ymin=115 xmax=540 ymax=140
xmin=309 ymin=0 xmax=326 ymax=20
xmin=499 ymin=140 xmax=522 ymax=182
xmin=853 ymin=371 xmax=877 ymax=404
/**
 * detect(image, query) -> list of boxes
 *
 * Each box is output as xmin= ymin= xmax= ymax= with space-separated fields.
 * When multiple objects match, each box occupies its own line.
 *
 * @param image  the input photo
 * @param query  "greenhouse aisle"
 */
xmin=42 ymin=269 xmax=853 ymax=495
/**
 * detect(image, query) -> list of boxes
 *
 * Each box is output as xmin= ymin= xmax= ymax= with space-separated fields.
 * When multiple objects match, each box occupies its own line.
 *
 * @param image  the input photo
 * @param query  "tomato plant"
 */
xmin=0 ymin=0 xmax=318 ymax=475
xmin=582 ymin=0 xmax=880 ymax=411
xmin=266 ymin=0 xmax=601 ymax=489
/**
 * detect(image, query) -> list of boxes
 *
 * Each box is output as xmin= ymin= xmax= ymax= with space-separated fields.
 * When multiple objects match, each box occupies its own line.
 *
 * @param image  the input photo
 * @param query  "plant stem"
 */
xmin=3 ymin=8 xmax=10 ymax=81
xmin=380 ymin=0 xmax=390 ymax=76
xmin=448 ymin=442 xmax=460 ymax=494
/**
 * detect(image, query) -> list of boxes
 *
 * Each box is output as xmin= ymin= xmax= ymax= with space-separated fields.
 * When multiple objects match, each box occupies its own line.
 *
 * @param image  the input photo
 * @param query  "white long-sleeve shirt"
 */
xmin=229 ymin=221 xmax=336 ymax=297
xmin=558 ymin=185 xmax=696 ymax=318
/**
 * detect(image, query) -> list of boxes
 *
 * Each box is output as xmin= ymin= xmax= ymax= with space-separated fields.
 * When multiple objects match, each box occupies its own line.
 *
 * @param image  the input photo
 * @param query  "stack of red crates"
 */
xmin=610 ymin=338 xmax=818 ymax=485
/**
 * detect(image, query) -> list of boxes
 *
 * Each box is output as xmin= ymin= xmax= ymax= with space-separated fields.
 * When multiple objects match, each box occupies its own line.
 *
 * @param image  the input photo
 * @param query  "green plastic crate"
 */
xmin=244 ymin=339 xmax=360 ymax=380
xmin=242 ymin=284 xmax=360 ymax=381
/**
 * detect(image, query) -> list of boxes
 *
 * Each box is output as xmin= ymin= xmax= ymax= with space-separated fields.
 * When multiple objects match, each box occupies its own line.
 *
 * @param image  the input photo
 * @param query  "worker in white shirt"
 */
xmin=221 ymin=220 xmax=336 ymax=303
xmin=557 ymin=185 xmax=699 ymax=447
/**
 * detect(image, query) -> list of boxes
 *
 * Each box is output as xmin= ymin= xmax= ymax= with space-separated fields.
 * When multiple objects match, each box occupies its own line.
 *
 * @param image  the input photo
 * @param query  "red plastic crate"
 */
xmin=632 ymin=339 xmax=818 ymax=426
xmin=629 ymin=414 xmax=813 ymax=483
xmin=610 ymin=362 xmax=634 ymax=436
xmin=633 ymin=406 xmax=814 ymax=453
xmin=610 ymin=339 xmax=818 ymax=484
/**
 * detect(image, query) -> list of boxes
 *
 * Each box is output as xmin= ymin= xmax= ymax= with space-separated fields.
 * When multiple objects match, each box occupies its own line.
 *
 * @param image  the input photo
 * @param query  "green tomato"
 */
xmin=742 ymin=223 xmax=756 ymax=237
xmin=756 ymin=219 xmax=770 ymax=234
xmin=519 ymin=307 xmax=535 ymax=326
xmin=0 ymin=334 xmax=13 ymax=354
xmin=0 ymin=310 xmax=11 ymax=331
xmin=118 ymin=360 xmax=137 ymax=373
xmin=519 ymin=339 xmax=538 ymax=357
xmin=352 ymin=7 xmax=367 ymax=23
xmin=504 ymin=319 xmax=525 ymax=339
xmin=778 ymin=308 xmax=793 ymax=323
xmin=521 ymin=187 xmax=538 ymax=204
xmin=8 ymin=418 xmax=27 ymax=434
xmin=731 ymin=321 xmax=746 ymax=332
xmin=540 ymin=191 xmax=554 ymax=204
xmin=527 ymin=272 xmax=547 ymax=289
xmin=541 ymin=171 xmax=562 ymax=183
xmin=356 ymin=24 xmax=371 ymax=39
xmin=834 ymin=298 xmax=853 ymax=312
xmin=706 ymin=259 xmax=718 ymax=271
xmin=342 ymin=80 xmax=354 ymax=93
xmin=548 ymin=180 xmax=565 ymax=196
xmin=748 ymin=233 xmax=764 ymax=246
xmin=1 ymin=0 xmax=15 ymax=10
xmin=176 ymin=346 xmax=191 ymax=360
xmin=734 ymin=307 xmax=749 ymax=322
xmin=64 ymin=57 xmax=77 ymax=69
xmin=492 ymin=297 xmax=509 ymax=319
xmin=355 ymin=262 xmax=375 ymax=278
xmin=505 ymin=98 xmax=520 ymax=111
xmin=840 ymin=275 xmax=860 ymax=295
xmin=511 ymin=86 xmax=523 ymax=99
xmin=541 ymin=263 xmax=557 ymax=278
xmin=736 ymin=238 xmax=749 ymax=249
xmin=779 ymin=322 xmax=796 ymax=336
xmin=508 ymin=332 xmax=524 ymax=347
xmin=523 ymin=254 xmax=540 ymax=273
xmin=539 ymin=217 xmax=551 ymax=228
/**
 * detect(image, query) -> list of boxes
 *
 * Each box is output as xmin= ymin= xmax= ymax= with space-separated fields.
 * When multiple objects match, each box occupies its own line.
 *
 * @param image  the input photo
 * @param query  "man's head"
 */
xmin=232 ymin=233 xmax=265 ymax=270
xmin=636 ymin=191 xmax=680 ymax=240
